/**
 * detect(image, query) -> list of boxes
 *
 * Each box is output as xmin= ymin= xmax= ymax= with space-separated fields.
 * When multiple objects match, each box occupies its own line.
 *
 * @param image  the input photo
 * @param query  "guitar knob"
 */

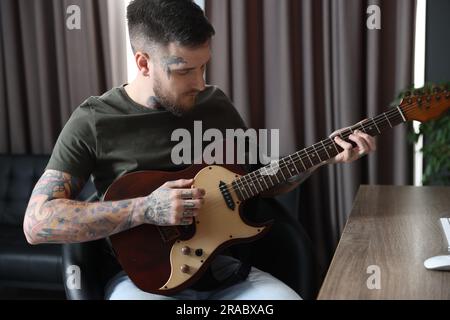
xmin=181 ymin=246 xmax=191 ymax=255
xmin=180 ymin=264 xmax=190 ymax=273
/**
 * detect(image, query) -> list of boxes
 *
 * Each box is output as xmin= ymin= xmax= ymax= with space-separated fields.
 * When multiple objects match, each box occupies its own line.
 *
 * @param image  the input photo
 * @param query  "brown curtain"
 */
xmin=0 ymin=0 xmax=127 ymax=154
xmin=206 ymin=0 xmax=416 ymax=289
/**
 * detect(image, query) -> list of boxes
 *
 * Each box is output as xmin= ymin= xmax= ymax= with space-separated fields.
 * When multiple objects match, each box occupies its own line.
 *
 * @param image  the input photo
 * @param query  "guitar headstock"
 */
xmin=398 ymin=83 xmax=450 ymax=122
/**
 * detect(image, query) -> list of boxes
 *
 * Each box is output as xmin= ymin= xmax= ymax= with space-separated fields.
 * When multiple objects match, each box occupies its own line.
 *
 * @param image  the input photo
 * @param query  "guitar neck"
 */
xmin=232 ymin=105 xmax=407 ymax=201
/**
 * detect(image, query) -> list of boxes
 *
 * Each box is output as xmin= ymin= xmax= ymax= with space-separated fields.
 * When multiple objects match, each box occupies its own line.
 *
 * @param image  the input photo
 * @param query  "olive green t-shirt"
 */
xmin=46 ymin=85 xmax=257 ymax=291
xmin=46 ymin=85 xmax=247 ymax=199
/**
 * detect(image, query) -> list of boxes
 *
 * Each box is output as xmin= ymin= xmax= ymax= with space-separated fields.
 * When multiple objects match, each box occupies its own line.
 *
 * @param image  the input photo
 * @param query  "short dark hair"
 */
xmin=127 ymin=0 xmax=215 ymax=54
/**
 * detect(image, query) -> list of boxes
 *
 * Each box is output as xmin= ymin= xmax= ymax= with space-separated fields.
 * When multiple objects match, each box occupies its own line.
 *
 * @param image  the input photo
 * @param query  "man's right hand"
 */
xmin=142 ymin=179 xmax=206 ymax=226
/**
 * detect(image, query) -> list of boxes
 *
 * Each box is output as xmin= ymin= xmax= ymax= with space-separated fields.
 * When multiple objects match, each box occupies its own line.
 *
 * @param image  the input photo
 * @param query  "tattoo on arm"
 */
xmin=31 ymin=170 xmax=85 ymax=199
xmin=24 ymin=170 xmax=147 ymax=244
xmin=160 ymin=56 xmax=187 ymax=79
xmin=30 ymin=198 xmax=137 ymax=243
xmin=143 ymin=188 xmax=173 ymax=226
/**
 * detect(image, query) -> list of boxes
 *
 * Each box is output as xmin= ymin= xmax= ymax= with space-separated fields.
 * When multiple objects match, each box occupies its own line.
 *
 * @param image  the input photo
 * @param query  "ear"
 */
xmin=135 ymin=52 xmax=152 ymax=77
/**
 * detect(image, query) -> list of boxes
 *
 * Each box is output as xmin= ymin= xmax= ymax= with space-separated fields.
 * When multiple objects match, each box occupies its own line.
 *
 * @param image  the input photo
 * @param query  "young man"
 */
xmin=23 ymin=0 xmax=376 ymax=300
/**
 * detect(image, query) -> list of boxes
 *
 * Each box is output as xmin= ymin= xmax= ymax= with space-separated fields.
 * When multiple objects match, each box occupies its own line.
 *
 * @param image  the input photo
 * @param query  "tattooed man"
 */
xmin=24 ymin=0 xmax=376 ymax=300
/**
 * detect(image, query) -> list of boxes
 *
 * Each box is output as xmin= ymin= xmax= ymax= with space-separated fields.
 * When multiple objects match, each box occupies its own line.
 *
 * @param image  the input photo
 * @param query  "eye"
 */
xmin=176 ymin=70 xmax=191 ymax=76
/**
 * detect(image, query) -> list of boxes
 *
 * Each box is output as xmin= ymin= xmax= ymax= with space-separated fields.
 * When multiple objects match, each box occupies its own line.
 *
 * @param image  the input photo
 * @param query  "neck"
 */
xmin=231 ymin=105 xmax=408 ymax=201
xmin=125 ymin=79 xmax=161 ymax=110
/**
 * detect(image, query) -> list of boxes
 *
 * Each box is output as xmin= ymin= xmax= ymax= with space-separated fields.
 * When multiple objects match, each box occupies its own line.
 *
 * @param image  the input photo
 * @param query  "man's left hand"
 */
xmin=327 ymin=128 xmax=377 ymax=164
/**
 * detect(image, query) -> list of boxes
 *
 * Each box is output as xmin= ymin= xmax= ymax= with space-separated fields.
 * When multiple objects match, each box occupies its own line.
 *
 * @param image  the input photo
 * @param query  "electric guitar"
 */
xmin=104 ymin=84 xmax=450 ymax=295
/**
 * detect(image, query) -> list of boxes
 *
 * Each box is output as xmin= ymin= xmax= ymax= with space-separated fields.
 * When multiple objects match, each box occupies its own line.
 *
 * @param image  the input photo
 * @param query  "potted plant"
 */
xmin=411 ymin=113 xmax=450 ymax=185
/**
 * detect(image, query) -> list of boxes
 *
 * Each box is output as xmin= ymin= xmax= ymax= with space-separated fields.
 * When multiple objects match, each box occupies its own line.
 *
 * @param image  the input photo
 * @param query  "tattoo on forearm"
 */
xmin=24 ymin=170 xmax=145 ymax=244
xmin=27 ymin=198 xmax=137 ymax=243
xmin=160 ymin=56 xmax=187 ymax=79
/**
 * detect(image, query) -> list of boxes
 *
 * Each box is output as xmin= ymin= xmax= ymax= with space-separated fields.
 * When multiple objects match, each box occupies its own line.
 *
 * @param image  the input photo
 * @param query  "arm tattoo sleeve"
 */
xmin=24 ymin=170 xmax=148 ymax=244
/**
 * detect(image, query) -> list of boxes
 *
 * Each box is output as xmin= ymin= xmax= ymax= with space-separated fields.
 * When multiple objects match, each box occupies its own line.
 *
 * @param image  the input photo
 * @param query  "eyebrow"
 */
xmin=172 ymin=63 xmax=208 ymax=72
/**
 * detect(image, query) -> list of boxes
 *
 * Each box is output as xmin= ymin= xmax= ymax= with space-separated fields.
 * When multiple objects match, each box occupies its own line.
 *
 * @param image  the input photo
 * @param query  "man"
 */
xmin=23 ymin=0 xmax=376 ymax=300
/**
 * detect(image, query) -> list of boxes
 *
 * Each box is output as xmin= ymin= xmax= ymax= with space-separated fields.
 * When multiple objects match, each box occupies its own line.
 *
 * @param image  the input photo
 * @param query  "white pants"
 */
xmin=105 ymin=267 xmax=301 ymax=300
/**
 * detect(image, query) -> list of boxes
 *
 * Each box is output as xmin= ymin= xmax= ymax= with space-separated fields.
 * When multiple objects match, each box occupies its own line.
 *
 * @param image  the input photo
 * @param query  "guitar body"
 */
xmin=104 ymin=163 xmax=271 ymax=295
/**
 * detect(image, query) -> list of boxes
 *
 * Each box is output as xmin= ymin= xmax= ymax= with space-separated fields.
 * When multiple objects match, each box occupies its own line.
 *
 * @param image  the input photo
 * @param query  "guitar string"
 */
xmin=232 ymin=103 xmax=406 ymax=195
xmin=180 ymin=94 xmax=447 ymax=213
xmin=224 ymin=95 xmax=448 ymax=198
xmin=181 ymin=90 xmax=449 ymax=213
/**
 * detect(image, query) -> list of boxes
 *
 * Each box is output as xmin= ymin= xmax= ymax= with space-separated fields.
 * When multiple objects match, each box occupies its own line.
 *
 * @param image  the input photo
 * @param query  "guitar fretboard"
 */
xmin=231 ymin=105 xmax=407 ymax=200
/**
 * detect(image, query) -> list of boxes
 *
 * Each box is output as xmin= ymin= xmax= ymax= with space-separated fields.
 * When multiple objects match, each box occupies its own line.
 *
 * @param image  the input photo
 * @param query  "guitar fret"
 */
xmin=240 ymin=178 xmax=251 ymax=199
xmin=253 ymin=171 xmax=264 ymax=192
xmin=236 ymin=179 xmax=249 ymax=200
xmin=331 ymin=139 xmax=340 ymax=154
xmin=305 ymin=149 xmax=315 ymax=167
xmin=245 ymin=175 xmax=257 ymax=196
xmin=321 ymin=140 xmax=331 ymax=159
xmin=268 ymin=164 xmax=281 ymax=184
xmin=263 ymin=167 xmax=276 ymax=187
xmin=397 ymin=106 xmax=407 ymax=122
xmin=278 ymin=162 xmax=287 ymax=180
xmin=359 ymin=122 xmax=367 ymax=133
xmin=383 ymin=112 xmax=393 ymax=128
xmin=284 ymin=158 xmax=295 ymax=177
xmin=259 ymin=173 xmax=269 ymax=189
xmin=312 ymin=144 xmax=323 ymax=162
xmin=250 ymin=171 xmax=260 ymax=192
xmin=324 ymin=138 xmax=338 ymax=157
xmin=371 ymin=118 xmax=381 ymax=134
xmin=297 ymin=151 xmax=307 ymax=170
xmin=289 ymin=154 xmax=300 ymax=175
xmin=233 ymin=182 xmax=244 ymax=200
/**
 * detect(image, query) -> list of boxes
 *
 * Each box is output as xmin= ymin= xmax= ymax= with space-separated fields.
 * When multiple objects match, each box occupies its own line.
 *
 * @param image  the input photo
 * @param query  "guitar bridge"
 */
xmin=219 ymin=181 xmax=235 ymax=210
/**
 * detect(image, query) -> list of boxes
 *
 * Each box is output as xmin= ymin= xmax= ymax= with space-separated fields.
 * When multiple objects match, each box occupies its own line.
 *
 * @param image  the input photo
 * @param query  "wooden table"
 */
xmin=318 ymin=185 xmax=450 ymax=300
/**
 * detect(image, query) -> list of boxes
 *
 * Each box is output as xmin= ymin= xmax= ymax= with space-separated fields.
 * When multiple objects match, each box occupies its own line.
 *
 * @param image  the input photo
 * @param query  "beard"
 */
xmin=153 ymin=76 xmax=197 ymax=117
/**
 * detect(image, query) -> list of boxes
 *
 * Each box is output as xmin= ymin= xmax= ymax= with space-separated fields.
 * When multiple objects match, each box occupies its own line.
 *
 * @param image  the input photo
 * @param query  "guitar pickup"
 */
xmin=219 ymin=181 xmax=235 ymax=210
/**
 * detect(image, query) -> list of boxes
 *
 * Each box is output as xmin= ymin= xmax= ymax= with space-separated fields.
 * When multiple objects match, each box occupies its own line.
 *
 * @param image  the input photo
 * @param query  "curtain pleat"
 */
xmin=0 ymin=0 xmax=127 ymax=155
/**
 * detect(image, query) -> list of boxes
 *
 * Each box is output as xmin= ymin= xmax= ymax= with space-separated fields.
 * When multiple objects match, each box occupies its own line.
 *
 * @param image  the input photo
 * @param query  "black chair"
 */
xmin=62 ymin=197 xmax=317 ymax=300
xmin=0 ymin=154 xmax=63 ymax=292
xmin=0 ymin=154 xmax=96 ymax=293
xmin=234 ymin=197 xmax=317 ymax=300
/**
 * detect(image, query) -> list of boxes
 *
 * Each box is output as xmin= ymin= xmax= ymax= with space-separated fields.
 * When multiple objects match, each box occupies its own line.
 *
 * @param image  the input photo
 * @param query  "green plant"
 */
xmin=411 ymin=113 xmax=450 ymax=185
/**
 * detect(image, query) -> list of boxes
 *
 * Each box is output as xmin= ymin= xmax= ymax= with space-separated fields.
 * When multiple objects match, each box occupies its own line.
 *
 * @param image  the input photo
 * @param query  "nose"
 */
xmin=193 ymin=70 xmax=206 ymax=92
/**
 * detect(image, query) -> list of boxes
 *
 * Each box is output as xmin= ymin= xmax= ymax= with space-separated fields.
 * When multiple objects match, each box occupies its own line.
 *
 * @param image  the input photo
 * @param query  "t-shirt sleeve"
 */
xmin=45 ymin=104 xmax=96 ymax=179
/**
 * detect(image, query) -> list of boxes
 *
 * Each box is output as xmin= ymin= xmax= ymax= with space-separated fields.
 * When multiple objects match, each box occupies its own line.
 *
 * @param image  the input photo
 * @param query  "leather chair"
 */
xmin=62 ymin=196 xmax=317 ymax=300
xmin=0 ymin=154 xmax=96 ymax=293
xmin=0 ymin=155 xmax=62 ymax=290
